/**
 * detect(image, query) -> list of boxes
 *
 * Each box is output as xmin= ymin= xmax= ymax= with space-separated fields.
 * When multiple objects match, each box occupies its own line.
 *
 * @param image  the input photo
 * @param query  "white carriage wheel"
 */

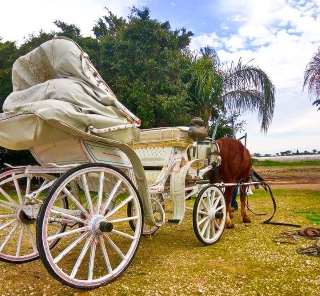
xmin=193 ymin=185 xmax=226 ymax=245
xmin=127 ymin=193 xmax=164 ymax=236
xmin=0 ymin=167 xmax=63 ymax=263
xmin=37 ymin=163 xmax=143 ymax=289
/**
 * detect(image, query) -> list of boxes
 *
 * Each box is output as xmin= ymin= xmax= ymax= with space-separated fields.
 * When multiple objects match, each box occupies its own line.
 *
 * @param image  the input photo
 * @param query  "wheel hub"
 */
xmin=208 ymin=209 xmax=216 ymax=220
xmin=90 ymin=216 xmax=113 ymax=235
xmin=17 ymin=209 xmax=36 ymax=225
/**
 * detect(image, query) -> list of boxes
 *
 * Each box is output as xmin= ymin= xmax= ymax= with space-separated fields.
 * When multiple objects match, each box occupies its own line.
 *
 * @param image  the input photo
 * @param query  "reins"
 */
xmin=249 ymin=170 xmax=301 ymax=228
xmin=273 ymin=227 xmax=320 ymax=257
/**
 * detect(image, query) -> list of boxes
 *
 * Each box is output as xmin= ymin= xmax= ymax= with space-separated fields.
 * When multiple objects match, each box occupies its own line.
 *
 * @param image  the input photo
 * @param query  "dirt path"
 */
xmin=253 ymin=165 xmax=320 ymax=190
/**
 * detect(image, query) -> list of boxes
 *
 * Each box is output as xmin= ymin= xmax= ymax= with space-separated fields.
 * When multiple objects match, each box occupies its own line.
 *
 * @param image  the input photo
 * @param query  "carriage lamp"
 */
xmin=188 ymin=117 xmax=208 ymax=141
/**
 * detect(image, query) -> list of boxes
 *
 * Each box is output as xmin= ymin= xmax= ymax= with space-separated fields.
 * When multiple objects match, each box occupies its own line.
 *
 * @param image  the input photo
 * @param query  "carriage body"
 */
xmin=0 ymin=37 xmax=226 ymax=289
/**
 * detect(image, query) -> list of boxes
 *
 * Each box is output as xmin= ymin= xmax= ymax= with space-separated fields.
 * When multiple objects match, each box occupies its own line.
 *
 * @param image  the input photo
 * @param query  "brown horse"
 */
xmin=207 ymin=137 xmax=252 ymax=228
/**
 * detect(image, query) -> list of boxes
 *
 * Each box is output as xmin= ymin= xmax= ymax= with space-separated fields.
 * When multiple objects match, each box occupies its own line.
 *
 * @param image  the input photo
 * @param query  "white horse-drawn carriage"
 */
xmin=0 ymin=37 xmax=226 ymax=289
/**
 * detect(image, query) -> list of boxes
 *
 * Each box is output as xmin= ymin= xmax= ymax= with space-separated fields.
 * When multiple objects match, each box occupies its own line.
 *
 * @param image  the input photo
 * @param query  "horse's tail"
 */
xmin=251 ymin=168 xmax=265 ymax=183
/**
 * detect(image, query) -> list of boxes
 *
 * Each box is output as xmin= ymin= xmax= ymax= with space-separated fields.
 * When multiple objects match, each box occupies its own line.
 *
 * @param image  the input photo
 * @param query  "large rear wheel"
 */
xmin=37 ymin=163 xmax=143 ymax=289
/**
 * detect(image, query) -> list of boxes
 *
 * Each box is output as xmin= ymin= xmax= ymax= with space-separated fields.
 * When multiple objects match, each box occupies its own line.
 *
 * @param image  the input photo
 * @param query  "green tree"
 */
xmin=95 ymin=7 xmax=194 ymax=128
xmin=189 ymin=47 xmax=275 ymax=133
xmin=303 ymin=47 xmax=320 ymax=110
xmin=54 ymin=20 xmax=82 ymax=40
xmin=0 ymin=38 xmax=19 ymax=109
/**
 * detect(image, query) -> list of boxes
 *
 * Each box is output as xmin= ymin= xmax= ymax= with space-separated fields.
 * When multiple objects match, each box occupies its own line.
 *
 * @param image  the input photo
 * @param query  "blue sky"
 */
xmin=1 ymin=0 xmax=320 ymax=154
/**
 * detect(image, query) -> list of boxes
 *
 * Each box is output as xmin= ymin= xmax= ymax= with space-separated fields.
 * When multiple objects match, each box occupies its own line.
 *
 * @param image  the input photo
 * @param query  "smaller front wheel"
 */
xmin=193 ymin=185 xmax=226 ymax=245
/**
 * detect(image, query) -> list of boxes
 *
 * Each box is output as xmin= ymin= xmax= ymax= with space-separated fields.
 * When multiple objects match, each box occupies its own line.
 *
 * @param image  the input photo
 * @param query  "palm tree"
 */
xmin=189 ymin=47 xmax=275 ymax=133
xmin=303 ymin=47 xmax=320 ymax=110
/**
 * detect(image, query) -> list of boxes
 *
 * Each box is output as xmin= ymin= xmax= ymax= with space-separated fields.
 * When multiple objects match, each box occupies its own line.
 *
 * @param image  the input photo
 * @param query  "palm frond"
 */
xmin=303 ymin=47 xmax=320 ymax=101
xmin=221 ymin=59 xmax=275 ymax=132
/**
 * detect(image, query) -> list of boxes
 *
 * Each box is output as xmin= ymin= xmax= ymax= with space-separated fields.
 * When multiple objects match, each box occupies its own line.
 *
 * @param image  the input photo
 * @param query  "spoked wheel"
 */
xmin=0 ymin=167 xmax=60 ymax=263
xmin=193 ymin=185 xmax=226 ymax=245
xmin=37 ymin=163 xmax=143 ymax=289
xmin=127 ymin=193 xmax=164 ymax=236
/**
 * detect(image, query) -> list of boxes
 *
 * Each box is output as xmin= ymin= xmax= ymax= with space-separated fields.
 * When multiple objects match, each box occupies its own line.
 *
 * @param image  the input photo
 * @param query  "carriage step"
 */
xmin=167 ymin=219 xmax=180 ymax=224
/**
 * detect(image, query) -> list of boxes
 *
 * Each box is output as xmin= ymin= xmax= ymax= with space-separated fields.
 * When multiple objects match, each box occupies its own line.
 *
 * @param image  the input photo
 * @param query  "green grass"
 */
xmin=1 ymin=187 xmax=318 ymax=296
xmin=253 ymin=159 xmax=320 ymax=167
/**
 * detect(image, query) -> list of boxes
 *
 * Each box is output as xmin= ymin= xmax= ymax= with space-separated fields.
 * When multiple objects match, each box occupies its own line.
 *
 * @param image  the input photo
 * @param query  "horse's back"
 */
xmin=216 ymin=137 xmax=251 ymax=182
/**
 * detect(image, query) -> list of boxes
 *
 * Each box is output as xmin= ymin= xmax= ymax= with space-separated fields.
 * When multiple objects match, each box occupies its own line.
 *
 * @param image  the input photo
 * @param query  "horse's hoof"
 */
xmin=242 ymin=216 xmax=251 ymax=223
xmin=226 ymin=222 xmax=235 ymax=229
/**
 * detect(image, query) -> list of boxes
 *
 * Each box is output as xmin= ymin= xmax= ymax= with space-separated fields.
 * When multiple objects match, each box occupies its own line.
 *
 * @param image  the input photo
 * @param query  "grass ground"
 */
xmin=0 ymin=186 xmax=319 ymax=296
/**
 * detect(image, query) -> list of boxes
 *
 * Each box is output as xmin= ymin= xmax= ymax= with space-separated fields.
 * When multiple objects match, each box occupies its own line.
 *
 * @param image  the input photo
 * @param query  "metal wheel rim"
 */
xmin=194 ymin=185 xmax=226 ymax=245
xmin=38 ymin=164 xmax=143 ymax=288
xmin=0 ymin=168 xmax=57 ymax=262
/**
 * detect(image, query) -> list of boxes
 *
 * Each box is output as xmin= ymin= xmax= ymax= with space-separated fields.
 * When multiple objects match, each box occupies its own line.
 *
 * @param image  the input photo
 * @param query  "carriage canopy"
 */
xmin=0 ymin=37 xmax=139 ymax=150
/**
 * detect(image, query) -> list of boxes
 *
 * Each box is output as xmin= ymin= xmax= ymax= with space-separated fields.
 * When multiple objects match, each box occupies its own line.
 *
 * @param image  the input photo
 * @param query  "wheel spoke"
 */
xmin=206 ymin=219 xmax=211 ymax=239
xmin=0 ymin=200 xmax=16 ymax=211
xmin=212 ymin=194 xmax=222 ymax=209
xmin=214 ymin=219 xmax=223 ymax=231
xmin=215 ymin=205 xmax=224 ymax=212
xmin=51 ymin=208 xmax=86 ymax=225
xmin=26 ymin=224 xmax=37 ymax=253
xmin=112 ymin=229 xmax=135 ymax=240
xmin=99 ymin=236 xmax=113 ymax=273
xmin=211 ymin=220 xmax=216 ymax=237
xmin=105 ymin=195 xmax=133 ymax=218
xmin=62 ymin=187 xmax=90 ymax=219
xmin=0 ymin=218 xmax=17 ymax=231
xmin=16 ymin=223 xmax=24 ymax=257
xmin=47 ymin=226 xmax=89 ymax=242
xmin=206 ymin=192 xmax=212 ymax=210
xmin=88 ymin=237 xmax=97 ymax=281
xmin=198 ymin=215 xmax=209 ymax=226
xmin=200 ymin=198 xmax=209 ymax=212
xmin=200 ymin=219 xmax=210 ymax=237
xmin=96 ymin=172 xmax=105 ymax=214
xmin=104 ymin=234 xmax=126 ymax=260
xmin=0 ymin=187 xmax=18 ymax=205
xmin=101 ymin=180 xmax=122 ymax=215
xmin=210 ymin=190 xmax=217 ymax=207
xmin=53 ymin=232 xmax=89 ymax=264
xmin=70 ymin=235 xmax=93 ymax=279
xmin=108 ymin=215 xmax=139 ymax=223
xmin=0 ymin=222 xmax=19 ymax=252
xmin=26 ymin=177 xmax=31 ymax=196
xmin=198 ymin=209 xmax=208 ymax=216
xmin=13 ymin=175 xmax=23 ymax=204
xmin=81 ymin=174 xmax=94 ymax=215
xmin=0 ymin=214 xmax=16 ymax=219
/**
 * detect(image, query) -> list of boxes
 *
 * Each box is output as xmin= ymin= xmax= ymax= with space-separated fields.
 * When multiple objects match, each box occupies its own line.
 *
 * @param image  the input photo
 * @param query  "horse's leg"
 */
xmin=224 ymin=186 xmax=235 ymax=228
xmin=240 ymin=184 xmax=251 ymax=223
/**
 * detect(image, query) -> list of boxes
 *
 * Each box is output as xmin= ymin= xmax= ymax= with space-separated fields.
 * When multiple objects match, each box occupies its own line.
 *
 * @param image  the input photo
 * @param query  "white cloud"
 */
xmin=0 ymin=0 xmax=143 ymax=43
xmin=197 ymin=0 xmax=320 ymax=154
xmin=190 ymin=32 xmax=221 ymax=51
